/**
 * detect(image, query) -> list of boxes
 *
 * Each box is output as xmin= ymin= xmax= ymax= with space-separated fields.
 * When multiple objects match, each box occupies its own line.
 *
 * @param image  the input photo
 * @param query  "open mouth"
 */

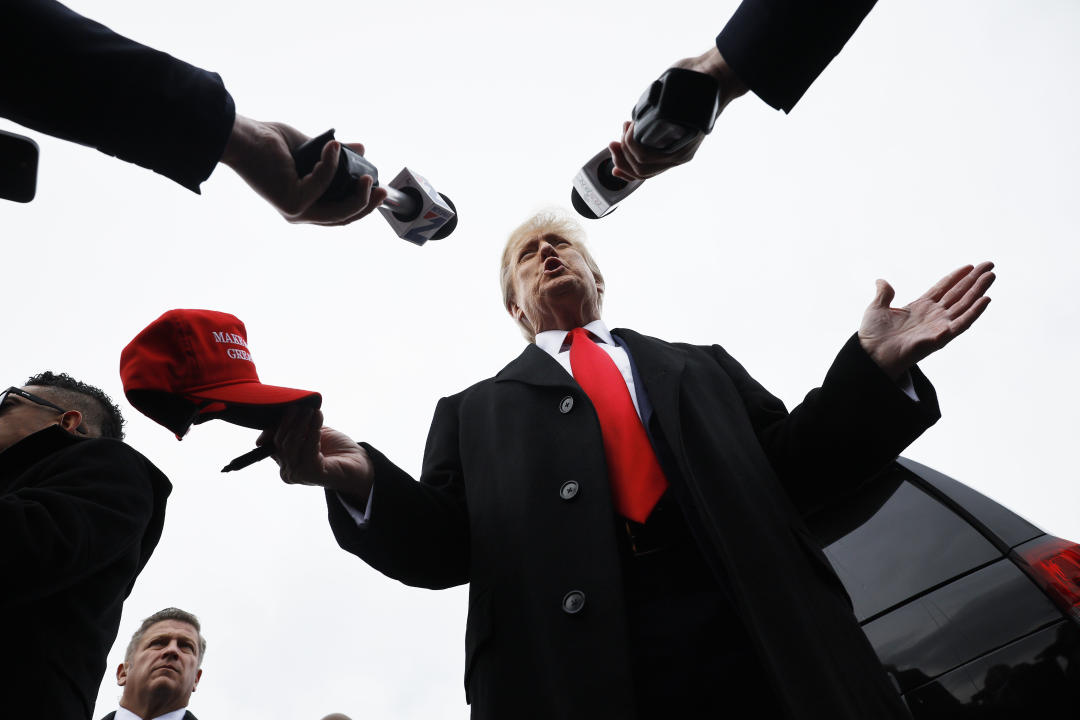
xmin=543 ymin=257 xmax=564 ymax=272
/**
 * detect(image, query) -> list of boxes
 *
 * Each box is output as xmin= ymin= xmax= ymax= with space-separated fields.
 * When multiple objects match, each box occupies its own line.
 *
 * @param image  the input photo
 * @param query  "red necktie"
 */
xmin=568 ymin=328 xmax=668 ymax=523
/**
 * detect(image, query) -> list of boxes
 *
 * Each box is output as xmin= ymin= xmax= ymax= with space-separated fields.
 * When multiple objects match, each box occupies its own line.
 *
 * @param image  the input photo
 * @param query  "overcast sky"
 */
xmin=3 ymin=0 xmax=1079 ymax=717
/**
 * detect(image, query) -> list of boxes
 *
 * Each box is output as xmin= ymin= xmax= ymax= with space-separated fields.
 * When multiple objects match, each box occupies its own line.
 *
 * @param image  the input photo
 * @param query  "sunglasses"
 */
xmin=0 ymin=386 xmax=88 ymax=435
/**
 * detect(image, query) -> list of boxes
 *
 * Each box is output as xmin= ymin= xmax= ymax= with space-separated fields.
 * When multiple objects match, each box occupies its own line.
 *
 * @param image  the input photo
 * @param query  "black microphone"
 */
xmin=292 ymin=129 xmax=458 ymax=245
xmin=571 ymin=68 xmax=721 ymax=219
xmin=0 ymin=129 xmax=38 ymax=203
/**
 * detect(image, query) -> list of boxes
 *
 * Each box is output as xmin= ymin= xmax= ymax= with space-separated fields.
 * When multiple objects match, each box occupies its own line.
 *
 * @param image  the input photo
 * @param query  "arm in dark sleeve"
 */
xmin=0 ymin=440 xmax=156 ymax=608
xmin=0 ymin=0 xmax=235 ymax=192
xmin=715 ymin=0 xmax=878 ymax=112
xmin=709 ymin=333 xmax=940 ymax=511
xmin=325 ymin=396 xmax=470 ymax=590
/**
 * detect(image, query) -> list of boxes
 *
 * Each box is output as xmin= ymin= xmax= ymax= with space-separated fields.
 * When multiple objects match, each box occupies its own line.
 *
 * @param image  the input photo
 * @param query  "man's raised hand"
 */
xmin=221 ymin=115 xmax=387 ymax=226
xmin=858 ymin=262 xmax=995 ymax=381
xmin=609 ymin=46 xmax=747 ymax=182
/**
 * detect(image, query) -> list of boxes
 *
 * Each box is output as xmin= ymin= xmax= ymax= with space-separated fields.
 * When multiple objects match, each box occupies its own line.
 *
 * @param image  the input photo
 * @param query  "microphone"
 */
xmin=292 ymin=129 xmax=458 ymax=245
xmin=0 ymin=129 xmax=38 ymax=204
xmin=571 ymin=68 xmax=721 ymax=219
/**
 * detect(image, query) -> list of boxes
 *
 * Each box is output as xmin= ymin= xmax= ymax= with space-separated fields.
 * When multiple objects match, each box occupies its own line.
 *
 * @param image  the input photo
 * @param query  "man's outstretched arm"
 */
xmin=610 ymin=0 xmax=879 ymax=181
xmin=707 ymin=262 xmax=994 ymax=511
xmin=262 ymin=405 xmax=470 ymax=589
xmin=0 ymin=0 xmax=384 ymax=224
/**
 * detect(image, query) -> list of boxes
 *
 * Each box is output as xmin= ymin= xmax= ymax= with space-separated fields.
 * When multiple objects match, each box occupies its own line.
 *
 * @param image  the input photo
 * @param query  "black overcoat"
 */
xmin=100 ymin=711 xmax=198 ymax=720
xmin=0 ymin=0 xmax=235 ymax=192
xmin=0 ymin=426 xmax=171 ymax=719
xmin=327 ymin=330 xmax=939 ymax=719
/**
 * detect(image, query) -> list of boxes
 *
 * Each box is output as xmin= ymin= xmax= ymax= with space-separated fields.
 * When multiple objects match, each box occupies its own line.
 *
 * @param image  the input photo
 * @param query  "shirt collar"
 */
xmin=534 ymin=319 xmax=614 ymax=358
xmin=115 ymin=706 xmax=188 ymax=720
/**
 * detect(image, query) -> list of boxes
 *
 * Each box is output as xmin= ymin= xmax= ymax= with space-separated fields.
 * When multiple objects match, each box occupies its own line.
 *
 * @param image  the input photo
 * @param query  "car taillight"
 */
xmin=1014 ymin=536 xmax=1080 ymax=624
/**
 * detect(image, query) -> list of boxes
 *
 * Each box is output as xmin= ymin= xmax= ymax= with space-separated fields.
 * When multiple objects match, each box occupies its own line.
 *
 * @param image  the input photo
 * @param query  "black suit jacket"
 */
xmin=100 ymin=711 xmax=198 ymax=720
xmin=328 ymin=330 xmax=938 ymax=719
xmin=0 ymin=0 xmax=235 ymax=192
xmin=716 ymin=0 xmax=878 ymax=112
xmin=0 ymin=427 xmax=172 ymax=720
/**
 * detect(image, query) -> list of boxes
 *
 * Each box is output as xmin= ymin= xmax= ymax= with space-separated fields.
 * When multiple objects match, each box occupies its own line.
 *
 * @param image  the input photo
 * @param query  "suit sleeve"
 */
xmin=709 ymin=333 xmax=940 ymax=511
xmin=0 ymin=0 xmax=236 ymax=192
xmin=0 ymin=441 xmax=156 ymax=608
xmin=715 ymin=0 xmax=878 ymax=112
xmin=325 ymin=396 xmax=470 ymax=590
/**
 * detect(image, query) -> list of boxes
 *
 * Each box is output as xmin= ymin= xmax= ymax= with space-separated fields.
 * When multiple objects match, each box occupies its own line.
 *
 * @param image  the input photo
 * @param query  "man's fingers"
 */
xmin=609 ymin=142 xmax=643 ymax=181
xmin=921 ymin=264 xmax=975 ymax=303
xmin=949 ymin=296 xmax=992 ymax=336
xmin=299 ymin=409 xmax=323 ymax=461
xmin=274 ymin=407 xmax=322 ymax=483
xmin=939 ymin=261 xmax=994 ymax=307
xmin=946 ymin=269 xmax=995 ymax=320
xmin=323 ymin=185 xmax=388 ymax=227
xmin=289 ymin=140 xmax=341 ymax=218
xmin=302 ymin=175 xmax=385 ymax=226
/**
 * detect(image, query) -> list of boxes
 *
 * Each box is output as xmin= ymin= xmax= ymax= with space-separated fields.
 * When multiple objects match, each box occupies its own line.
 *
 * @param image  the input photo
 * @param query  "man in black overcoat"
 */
xmin=267 ymin=210 xmax=995 ymax=718
xmin=0 ymin=372 xmax=171 ymax=719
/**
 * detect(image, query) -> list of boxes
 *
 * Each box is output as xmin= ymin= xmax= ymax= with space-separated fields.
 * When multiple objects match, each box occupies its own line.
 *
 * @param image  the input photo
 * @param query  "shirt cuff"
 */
xmin=336 ymin=487 xmax=374 ymax=527
xmin=899 ymin=371 xmax=919 ymax=402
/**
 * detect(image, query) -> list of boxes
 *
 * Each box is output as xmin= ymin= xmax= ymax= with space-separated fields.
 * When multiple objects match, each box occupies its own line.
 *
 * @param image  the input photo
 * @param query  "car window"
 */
xmin=809 ymin=469 xmax=1002 ymax=621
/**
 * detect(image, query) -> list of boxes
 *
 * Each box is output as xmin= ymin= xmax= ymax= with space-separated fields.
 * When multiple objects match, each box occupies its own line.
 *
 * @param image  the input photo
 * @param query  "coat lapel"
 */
xmin=494 ymin=342 xmax=577 ymax=389
xmin=492 ymin=331 xmax=687 ymax=448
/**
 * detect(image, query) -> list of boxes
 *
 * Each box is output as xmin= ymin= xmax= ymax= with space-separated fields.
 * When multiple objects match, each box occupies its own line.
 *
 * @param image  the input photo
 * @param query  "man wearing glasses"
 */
xmin=0 ymin=372 xmax=172 ymax=720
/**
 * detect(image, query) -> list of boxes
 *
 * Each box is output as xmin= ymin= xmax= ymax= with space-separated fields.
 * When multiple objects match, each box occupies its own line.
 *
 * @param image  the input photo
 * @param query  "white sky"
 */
xmin=2 ymin=0 xmax=1079 ymax=717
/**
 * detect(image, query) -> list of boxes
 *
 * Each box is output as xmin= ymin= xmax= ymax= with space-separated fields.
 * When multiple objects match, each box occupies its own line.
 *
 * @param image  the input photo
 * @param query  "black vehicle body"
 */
xmin=807 ymin=458 xmax=1080 ymax=717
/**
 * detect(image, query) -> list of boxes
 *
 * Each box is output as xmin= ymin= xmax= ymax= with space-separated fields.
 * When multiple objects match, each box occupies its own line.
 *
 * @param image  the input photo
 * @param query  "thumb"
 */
xmin=870 ymin=279 xmax=895 ymax=309
xmin=295 ymin=139 xmax=341 ymax=209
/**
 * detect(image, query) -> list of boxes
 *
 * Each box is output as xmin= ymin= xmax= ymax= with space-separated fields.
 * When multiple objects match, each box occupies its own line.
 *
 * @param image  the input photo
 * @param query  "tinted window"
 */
xmin=809 ymin=471 xmax=1001 ymax=621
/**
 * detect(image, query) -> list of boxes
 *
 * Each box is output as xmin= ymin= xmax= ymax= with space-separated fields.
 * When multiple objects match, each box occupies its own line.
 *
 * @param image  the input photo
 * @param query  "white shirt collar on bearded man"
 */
xmin=534 ymin=319 xmax=615 ymax=356
xmin=115 ymin=706 xmax=188 ymax=720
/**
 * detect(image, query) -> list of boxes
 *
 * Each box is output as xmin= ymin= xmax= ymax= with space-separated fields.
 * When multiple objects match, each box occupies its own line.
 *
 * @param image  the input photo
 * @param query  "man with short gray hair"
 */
xmin=100 ymin=608 xmax=206 ymax=720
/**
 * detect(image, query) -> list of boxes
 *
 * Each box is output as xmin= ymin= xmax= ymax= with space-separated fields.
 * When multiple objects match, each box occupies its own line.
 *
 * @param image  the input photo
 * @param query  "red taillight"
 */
xmin=1014 ymin=536 xmax=1080 ymax=624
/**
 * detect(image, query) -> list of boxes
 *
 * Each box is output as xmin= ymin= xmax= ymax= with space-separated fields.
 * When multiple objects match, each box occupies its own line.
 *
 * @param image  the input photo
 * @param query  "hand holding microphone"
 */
xmin=292 ymin=129 xmax=458 ymax=245
xmin=571 ymin=46 xmax=747 ymax=219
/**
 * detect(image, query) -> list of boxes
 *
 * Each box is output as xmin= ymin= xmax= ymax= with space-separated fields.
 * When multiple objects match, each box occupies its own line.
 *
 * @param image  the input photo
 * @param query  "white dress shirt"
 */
xmin=114 ymin=706 xmax=188 ymax=720
xmin=534 ymin=319 xmax=643 ymax=419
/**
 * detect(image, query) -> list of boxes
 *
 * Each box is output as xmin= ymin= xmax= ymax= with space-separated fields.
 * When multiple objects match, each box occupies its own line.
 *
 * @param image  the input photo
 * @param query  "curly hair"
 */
xmin=24 ymin=371 xmax=125 ymax=440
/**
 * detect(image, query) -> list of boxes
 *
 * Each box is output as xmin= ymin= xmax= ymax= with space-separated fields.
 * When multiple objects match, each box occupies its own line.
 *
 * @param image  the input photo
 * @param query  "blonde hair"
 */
xmin=500 ymin=209 xmax=605 ymax=342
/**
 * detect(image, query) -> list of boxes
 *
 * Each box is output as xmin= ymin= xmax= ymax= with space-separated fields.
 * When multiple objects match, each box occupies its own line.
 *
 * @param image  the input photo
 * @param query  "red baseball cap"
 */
xmin=120 ymin=309 xmax=321 ymax=438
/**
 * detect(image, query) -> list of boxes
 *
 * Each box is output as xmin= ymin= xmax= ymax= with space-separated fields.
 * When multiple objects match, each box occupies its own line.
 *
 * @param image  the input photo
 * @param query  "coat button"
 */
xmin=559 ymin=481 xmax=579 ymax=501
xmin=559 ymin=396 xmax=574 ymax=414
xmin=562 ymin=590 xmax=585 ymax=615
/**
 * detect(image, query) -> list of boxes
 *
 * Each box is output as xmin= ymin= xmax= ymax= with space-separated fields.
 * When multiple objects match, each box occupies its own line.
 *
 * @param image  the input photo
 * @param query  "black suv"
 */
xmin=807 ymin=458 xmax=1080 ymax=717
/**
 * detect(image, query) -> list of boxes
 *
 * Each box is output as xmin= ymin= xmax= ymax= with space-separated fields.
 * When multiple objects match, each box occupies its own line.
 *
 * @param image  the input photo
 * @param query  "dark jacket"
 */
xmin=0 ymin=426 xmax=172 ymax=720
xmin=0 ymin=0 xmax=235 ymax=192
xmin=327 ymin=330 xmax=938 ymax=719
xmin=717 ymin=0 xmax=878 ymax=112
xmin=100 ymin=711 xmax=198 ymax=720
